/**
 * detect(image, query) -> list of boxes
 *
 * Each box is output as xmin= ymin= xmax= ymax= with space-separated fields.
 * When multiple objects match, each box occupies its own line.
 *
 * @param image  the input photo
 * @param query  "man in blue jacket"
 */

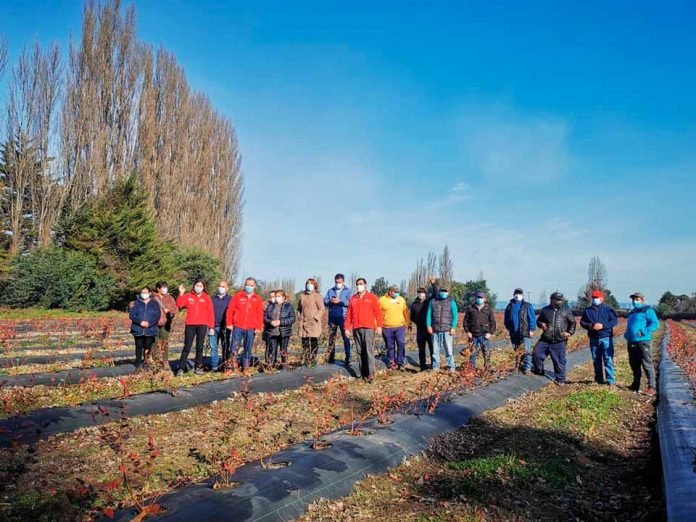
xmin=624 ymin=291 xmax=659 ymax=394
xmin=503 ymin=288 xmax=536 ymax=374
xmin=209 ymin=280 xmax=232 ymax=371
xmin=580 ymin=290 xmax=618 ymax=385
xmin=324 ymin=273 xmax=352 ymax=364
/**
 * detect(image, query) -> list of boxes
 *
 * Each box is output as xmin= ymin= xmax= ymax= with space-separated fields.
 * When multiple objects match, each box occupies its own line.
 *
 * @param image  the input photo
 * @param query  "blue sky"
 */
xmin=2 ymin=0 xmax=696 ymax=302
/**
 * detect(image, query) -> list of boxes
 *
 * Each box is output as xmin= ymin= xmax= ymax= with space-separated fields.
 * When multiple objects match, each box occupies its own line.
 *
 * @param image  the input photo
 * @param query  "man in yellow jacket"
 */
xmin=379 ymin=285 xmax=410 ymax=370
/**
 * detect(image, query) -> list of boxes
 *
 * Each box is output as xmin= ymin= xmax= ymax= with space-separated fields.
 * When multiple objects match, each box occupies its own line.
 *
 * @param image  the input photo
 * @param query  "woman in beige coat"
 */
xmin=297 ymin=278 xmax=325 ymax=366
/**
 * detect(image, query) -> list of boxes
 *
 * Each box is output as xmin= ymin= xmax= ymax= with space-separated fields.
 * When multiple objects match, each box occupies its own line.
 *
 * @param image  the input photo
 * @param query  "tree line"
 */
xmin=0 ymin=0 xmax=243 ymax=307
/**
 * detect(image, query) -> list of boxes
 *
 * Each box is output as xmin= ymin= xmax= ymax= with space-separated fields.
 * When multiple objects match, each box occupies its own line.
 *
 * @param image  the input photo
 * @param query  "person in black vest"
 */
xmin=504 ymin=288 xmax=536 ymax=374
xmin=534 ymin=292 xmax=576 ymax=385
xmin=409 ymin=276 xmax=439 ymax=371
xmin=426 ymin=283 xmax=459 ymax=372
xmin=463 ymin=291 xmax=497 ymax=371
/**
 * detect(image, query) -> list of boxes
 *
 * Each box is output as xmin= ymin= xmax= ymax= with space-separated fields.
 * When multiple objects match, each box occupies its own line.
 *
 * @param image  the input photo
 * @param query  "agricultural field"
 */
xmin=4 ymin=309 xmax=679 ymax=522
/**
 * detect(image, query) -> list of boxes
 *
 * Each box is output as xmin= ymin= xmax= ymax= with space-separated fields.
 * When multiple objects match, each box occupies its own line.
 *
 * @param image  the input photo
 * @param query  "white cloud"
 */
xmin=456 ymin=105 xmax=571 ymax=184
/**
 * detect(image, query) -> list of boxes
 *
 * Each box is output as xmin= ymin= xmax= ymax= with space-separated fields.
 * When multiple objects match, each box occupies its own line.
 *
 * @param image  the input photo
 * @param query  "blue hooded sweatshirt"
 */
xmin=624 ymin=305 xmax=659 ymax=342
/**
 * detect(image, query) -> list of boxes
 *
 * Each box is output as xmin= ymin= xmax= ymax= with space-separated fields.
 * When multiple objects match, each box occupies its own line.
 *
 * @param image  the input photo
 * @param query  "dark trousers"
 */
xmin=266 ymin=335 xmax=290 ymax=368
xmin=180 ymin=325 xmax=207 ymax=370
xmin=133 ymin=335 xmax=155 ymax=366
xmin=354 ymin=328 xmax=376 ymax=379
xmin=383 ymin=326 xmax=406 ymax=367
xmin=230 ymin=327 xmax=256 ymax=369
xmin=301 ymin=337 xmax=319 ymax=366
xmin=328 ymin=318 xmax=352 ymax=362
xmin=416 ymin=327 xmax=434 ymax=370
xmin=533 ymin=340 xmax=567 ymax=382
xmin=627 ymin=341 xmax=655 ymax=389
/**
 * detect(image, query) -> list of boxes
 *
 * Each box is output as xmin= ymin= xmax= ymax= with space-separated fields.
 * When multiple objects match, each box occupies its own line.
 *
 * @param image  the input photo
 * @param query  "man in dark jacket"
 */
xmin=463 ymin=291 xmax=497 ymax=370
xmin=209 ymin=280 xmax=232 ymax=371
xmin=580 ymin=290 xmax=618 ymax=385
xmin=534 ymin=292 xmax=576 ymax=384
xmin=504 ymin=288 xmax=536 ymax=374
xmin=324 ymin=274 xmax=352 ymax=364
xmin=409 ymin=277 xmax=438 ymax=371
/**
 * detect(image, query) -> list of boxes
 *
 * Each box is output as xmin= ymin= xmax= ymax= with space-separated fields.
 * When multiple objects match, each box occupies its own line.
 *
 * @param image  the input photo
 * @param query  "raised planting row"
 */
xmin=0 ymin=335 xmax=526 ymax=439
xmin=657 ymin=321 xmax=696 ymax=521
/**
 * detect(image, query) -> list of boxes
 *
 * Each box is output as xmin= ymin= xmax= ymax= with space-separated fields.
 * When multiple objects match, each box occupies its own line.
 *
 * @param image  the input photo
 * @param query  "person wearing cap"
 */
xmin=409 ymin=276 xmax=439 ymax=371
xmin=534 ymin=292 xmax=576 ymax=385
xmin=345 ymin=278 xmax=384 ymax=380
xmin=379 ymin=285 xmax=410 ymax=370
xmin=324 ymin=274 xmax=352 ymax=365
xmin=503 ymin=288 xmax=536 ymax=374
xmin=426 ymin=284 xmax=459 ymax=372
xmin=580 ymin=290 xmax=619 ymax=385
xmin=624 ymin=292 xmax=659 ymax=393
xmin=463 ymin=291 xmax=497 ymax=371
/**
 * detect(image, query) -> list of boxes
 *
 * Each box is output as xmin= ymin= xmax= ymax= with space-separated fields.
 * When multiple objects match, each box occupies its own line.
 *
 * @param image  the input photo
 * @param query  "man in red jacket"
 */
xmin=346 ymin=278 xmax=384 ymax=380
xmin=225 ymin=277 xmax=264 ymax=370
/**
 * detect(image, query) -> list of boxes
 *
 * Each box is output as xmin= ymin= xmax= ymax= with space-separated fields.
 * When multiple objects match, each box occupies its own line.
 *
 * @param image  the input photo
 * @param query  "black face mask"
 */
xmin=553 ymin=300 xmax=563 ymax=309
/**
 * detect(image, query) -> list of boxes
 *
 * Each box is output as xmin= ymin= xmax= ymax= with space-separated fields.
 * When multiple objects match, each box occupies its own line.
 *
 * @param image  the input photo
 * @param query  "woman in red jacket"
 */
xmin=176 ymin=280 xmax=215 ymax=376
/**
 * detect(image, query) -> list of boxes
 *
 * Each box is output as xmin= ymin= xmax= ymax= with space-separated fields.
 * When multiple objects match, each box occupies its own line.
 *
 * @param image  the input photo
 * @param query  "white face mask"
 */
xmin=160 ymin=288 xmax=168 ymax=295
xmin=276 ymin=297 xmax=284 ymax=304
xmin=335 ymin=282 xmax=344 ymax=289
xmin=306 ymin=284 xmax=315 ymax=292
xmin=217 ymin=286 xmax=227 ymax=295
xmin=194 ymin=286 xmax=204 ymax=294
xmin=514 ymin=294 xmax=523 ymax=302
xmin=269 ymin=297 xmax=277 ymax=304
xmin=357 ymin=284 xmax=366 ymax=293
xmin=140 ymin=292 xmax=150 ymax=300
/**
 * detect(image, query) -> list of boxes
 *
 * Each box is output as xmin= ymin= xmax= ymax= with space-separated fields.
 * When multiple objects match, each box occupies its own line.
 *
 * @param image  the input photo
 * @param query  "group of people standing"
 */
xmin=128 ymin=275 xmax=660 ymax=392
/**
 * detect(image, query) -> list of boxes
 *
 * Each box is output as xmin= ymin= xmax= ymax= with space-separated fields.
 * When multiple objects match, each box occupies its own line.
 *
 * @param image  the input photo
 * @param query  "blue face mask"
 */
xmin=440 ymin=292 xmax=449 ymax=299
xmin=632 ymin=300 xmax=643 ymax=309
xmin=592 ymin=298 xmax=601 ymax=306
xmin=245 ymin=285 xmax=254 ymax=295
xmin=475 ymin=298 xmax=484 ymax=305
xmin=393 ymin=292 xmax=400 ymax=299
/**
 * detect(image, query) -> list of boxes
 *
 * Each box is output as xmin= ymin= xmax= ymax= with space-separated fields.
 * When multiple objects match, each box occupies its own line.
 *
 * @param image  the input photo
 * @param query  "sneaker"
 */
xmin=398 ymin=365 xmax=405 ymax=372
xmin=646 ymin=387 xmax=655 ymax=395
xmin=522 ymin=369 xmax=531 ymax=375
xmin=175 ymin=369 xmax=184 ymax=377
xmin=555 ymin=380 xmax=566 ymax=386
xmin=194 ymin=368 xmax=204 ymax=376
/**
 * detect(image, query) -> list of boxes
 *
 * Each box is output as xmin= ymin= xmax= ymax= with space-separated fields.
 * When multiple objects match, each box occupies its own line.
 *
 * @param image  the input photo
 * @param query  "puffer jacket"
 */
xmin=536 ymin=305 xmax=576 ymax=343
xmin=297 ymin=291 xmax=325 ymax=338
xmin=463 ymin=303 xmax=497 ymax=335
xmin=264 ymin=301 xmax=296 ymax=337
xmin=129 ymin=298 xmax=162 ymax=337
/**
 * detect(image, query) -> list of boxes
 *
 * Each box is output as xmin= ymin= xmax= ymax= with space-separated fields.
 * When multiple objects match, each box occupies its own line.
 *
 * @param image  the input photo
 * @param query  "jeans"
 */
xmin=266 ymin=335 xmax=290 ymax=368
xmin=416 ymin=327 xmax=434 ymax=370
xmin=432 ymin=331 xmax=455 ymax=370
xmin=328 ymin=318 xmax=352 ymax=362
xmin=383 ymin=326 xmax=406 ymax=368
xmin=510 ymin=333 xmax=533 ymax=371
xmin=533 ymin=341 xmax=567 ymax=383
xmin=208 ymin=326 xmax=230 ymax=370
xmin=353 ymin=328 xmax=376 ymax=379
xmin=590 ymin=337 xmax=615 ymax=384
xmin=469 ymin=335 xmax=490 ymax=369
xmin=301 ymin=337 xmax=319 ymax=366
xmin=181 ymin=325 xmax=207 ymax=371
xmin=230 ymin=327 xmax=256 ymax=369
xmin=627 ymin=341 xmax=655 ymax=389
xmin=133 ymin=335 xmax=155 ymax=367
